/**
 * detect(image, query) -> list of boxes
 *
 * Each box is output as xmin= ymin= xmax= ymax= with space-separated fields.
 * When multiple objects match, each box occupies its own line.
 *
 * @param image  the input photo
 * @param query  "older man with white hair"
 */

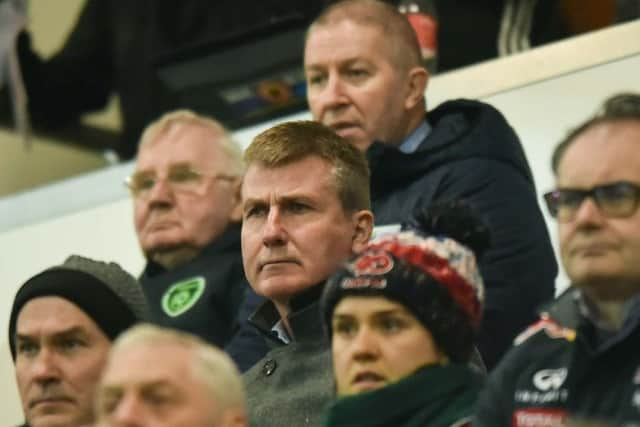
xmin=128 ymin=110 xmax=267 ymax=370
xmin=96 ymin=324 xmax=248 ymax=427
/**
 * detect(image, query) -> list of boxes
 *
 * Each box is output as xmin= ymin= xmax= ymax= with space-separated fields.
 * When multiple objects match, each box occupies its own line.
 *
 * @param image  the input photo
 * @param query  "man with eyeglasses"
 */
xmin=127 ymin=110 xmax=266 ymax=370
xmin=474 ymin=93 xmax=640 ymax=427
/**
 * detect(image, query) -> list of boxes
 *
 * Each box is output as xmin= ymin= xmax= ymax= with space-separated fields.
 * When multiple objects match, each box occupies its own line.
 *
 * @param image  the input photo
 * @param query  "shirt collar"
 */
xmin=577 ymin=290 xmax=640 ymax=332
xmin=271 ymin=319 xmax=291 ymax=344
xmin=398 ymin=120 xmax=431 ymax=154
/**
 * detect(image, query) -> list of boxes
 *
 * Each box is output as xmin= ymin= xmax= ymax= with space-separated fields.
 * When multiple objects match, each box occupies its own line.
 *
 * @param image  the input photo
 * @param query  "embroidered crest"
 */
xmin=350 ymin=251 xmax=394 ymax=276
xmin=161 ymin=276 xmax=205 ymax=317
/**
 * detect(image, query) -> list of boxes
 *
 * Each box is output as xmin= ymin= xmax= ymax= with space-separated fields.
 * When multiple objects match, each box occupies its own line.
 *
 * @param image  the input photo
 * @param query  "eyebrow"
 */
xmin=136 ymin=161 xmax=201 ymax=175
xmin=103 ymin=379 xmax=175 ymax=389
xmin=279 ymin=194 xmax=317 ymax=206
xmin=141 ymin=380 xmax=180 ymax=392
xmin=242 ymin=198 xmax=266 ymax=211
xmin=101 ymin=379 xmax=181 ymax=397
xmin=306 ymin=57 xmax=369 ymax=70
xmin=16 ymin=326 xmax=89 ymax=342
xmin=333 ymin=308 xmax=408 ymax=318
xmin=244 ymin=193 xmax=318 ymax=206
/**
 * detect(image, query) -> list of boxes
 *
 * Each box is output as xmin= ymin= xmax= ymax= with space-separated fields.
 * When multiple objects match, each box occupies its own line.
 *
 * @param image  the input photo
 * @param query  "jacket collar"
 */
xmin=541 ymin=287 xmax=640 ymax=352
xmin=366 ymin=99 xmax=533 ymax=200
xmin=249 ymin=283 xmax=326 ymax=344
xmin=141 ymin=222 xmax=241 ymax=278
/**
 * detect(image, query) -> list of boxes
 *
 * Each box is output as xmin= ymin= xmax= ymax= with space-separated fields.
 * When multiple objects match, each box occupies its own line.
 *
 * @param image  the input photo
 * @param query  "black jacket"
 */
xmin=140 ymin=224 xmax=257 ymax=350
xmin=368 ymin=99 xmax=557 ymax=370
xmin=474 ymin=288 xmax=640 ymax=426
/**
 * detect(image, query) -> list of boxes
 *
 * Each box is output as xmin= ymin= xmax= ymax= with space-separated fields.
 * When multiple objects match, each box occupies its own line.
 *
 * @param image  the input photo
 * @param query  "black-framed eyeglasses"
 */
xmin=125 ymin=165 xmax=237 ymax=199
xmin=543 ymin=181 xmax=640 ymax=222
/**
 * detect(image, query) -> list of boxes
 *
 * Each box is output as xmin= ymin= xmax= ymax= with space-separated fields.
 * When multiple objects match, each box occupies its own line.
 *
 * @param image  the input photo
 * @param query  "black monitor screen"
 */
xmin=154 ymin=19 xmax=310 ymax=129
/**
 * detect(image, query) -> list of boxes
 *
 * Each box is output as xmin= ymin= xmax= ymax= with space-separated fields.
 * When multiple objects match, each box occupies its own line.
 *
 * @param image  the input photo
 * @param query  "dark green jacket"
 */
xmin=139 ymin=224 xmax=247 ymax=349
xmin=323 ymin=364 xmax=480 ymax=427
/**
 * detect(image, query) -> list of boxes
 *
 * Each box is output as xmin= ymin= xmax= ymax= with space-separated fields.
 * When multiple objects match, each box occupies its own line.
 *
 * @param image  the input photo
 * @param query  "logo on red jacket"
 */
xmin=513 ymin=409 xmax=567 ymax=427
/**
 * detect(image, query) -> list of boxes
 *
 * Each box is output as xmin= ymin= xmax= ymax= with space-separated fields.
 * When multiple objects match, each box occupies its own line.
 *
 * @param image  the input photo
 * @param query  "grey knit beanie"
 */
xmin=8 ymin=255 xmax=150 ymax=360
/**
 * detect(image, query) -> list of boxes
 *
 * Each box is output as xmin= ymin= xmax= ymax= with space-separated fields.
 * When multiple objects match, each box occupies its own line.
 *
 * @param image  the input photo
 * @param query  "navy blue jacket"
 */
xmin=225 ymin=286 xmax=269 ymax=372
xmin=475 ymin=288 xmax=640 ymax=426
xmin=368 ymin=99 xmax=557 ymax=370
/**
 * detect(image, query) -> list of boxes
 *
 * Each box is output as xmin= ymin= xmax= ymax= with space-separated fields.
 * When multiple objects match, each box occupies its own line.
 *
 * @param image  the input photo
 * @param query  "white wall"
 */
xmin=0 ymin=199 xmax=143 ymax=422
xmin=0 ymin=21 xmax=639 ymax=425
xmin=0 ymin=0 xmax=121 ymax=197
xmin=484 ymin=53 xmax=640 ymax=290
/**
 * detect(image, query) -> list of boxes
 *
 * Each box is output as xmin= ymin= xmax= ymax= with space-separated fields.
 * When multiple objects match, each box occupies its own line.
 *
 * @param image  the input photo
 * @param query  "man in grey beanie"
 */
xmin=8 ymin=255 xmax=149 ymax=427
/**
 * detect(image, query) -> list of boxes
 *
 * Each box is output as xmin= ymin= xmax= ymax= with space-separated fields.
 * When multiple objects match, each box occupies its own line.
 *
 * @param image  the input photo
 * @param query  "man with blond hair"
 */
xmin=127 ymin=110 xmax=266 ymax=368
xmin=96 ymin=324 xmax=248 ymax=427
xmin=240 ymin=120 xmax=373 ymax=427
xmin=304 ymin=0 xmax=557 ymax=369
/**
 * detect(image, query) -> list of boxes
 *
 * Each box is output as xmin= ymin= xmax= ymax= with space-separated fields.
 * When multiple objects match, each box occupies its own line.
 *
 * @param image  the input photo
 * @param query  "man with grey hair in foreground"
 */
xmin=95 ymin=323 xmax=248 ymax=427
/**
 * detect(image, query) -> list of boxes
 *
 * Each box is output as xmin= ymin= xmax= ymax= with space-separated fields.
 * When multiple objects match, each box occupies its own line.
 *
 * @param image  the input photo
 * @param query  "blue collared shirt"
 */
xmin=398 ymin=120 xmax=432 ymax=154
xmin=271 ymin=319 xmax=291 ymax=344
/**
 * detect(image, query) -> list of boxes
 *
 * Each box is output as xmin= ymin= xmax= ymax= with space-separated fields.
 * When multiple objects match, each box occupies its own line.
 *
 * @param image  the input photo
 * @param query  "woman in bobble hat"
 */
xmin=321 ymin=201 xmax=489 ymax=427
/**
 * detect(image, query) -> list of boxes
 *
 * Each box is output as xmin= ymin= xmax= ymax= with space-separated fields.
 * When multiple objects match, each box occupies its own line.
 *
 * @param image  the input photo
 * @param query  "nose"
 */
xmin=351 ymin=327 xmax=380 ymax=362
xmin=31 ymin=349 xmax=62 ymax=385
xmin=312 ymin=73 xmax=349 ymax=119
xmin=573 ymin=197 xmax=605 ymax=228
xmin=262 ymin=208 xmax=287 ymax=248
xmin=146 ymin=177 xmax=174 ymax=207
xmin=109 ymin=393 xmax=146 ymax=426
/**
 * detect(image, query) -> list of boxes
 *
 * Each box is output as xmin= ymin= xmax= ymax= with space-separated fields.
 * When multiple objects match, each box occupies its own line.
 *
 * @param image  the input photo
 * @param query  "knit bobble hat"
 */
xmin=322 ymin=201 xmax=489 ymax=363
xmin=9 ymin=255 xmax=150 ymax=360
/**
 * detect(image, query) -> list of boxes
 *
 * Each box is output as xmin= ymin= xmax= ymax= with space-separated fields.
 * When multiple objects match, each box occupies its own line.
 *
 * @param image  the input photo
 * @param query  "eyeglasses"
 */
xmin=125 ymin=165 xmax=237 ymax=199
xmin=543 ymin=181 xmax=640 ymax=222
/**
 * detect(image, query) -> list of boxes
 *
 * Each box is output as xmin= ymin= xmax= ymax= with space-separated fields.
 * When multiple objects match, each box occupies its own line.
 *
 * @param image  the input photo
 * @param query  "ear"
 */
xmin=228 ymin=178 xmax=244 ymax=223
xmin=350 ymin=210 xmax=374 ymax=253
xmin=404 ymin=66 xmax=429 ymax=111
